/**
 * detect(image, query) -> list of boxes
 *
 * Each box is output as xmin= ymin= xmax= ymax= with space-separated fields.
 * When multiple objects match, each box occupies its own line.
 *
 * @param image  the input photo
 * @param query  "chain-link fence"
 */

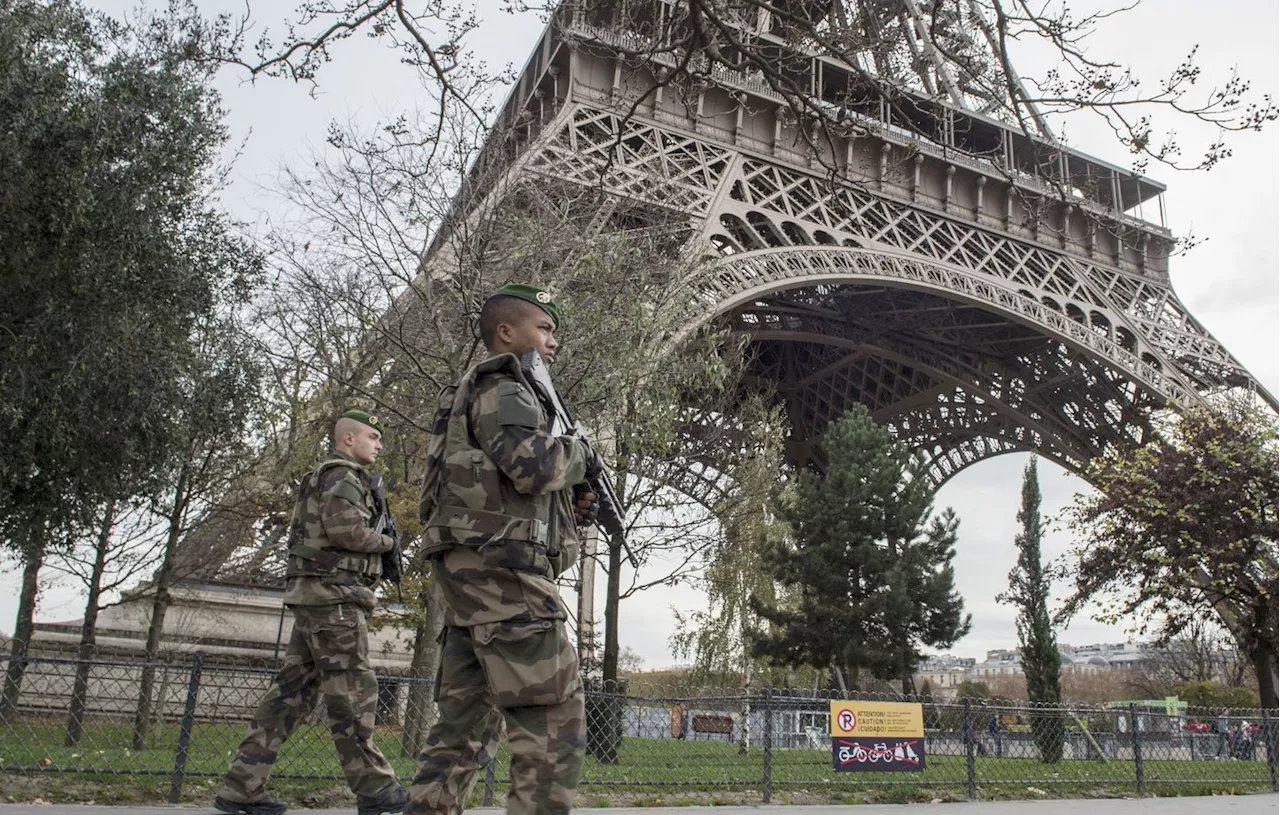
xmin=1 ymin=648 xmax=1276 ymax=806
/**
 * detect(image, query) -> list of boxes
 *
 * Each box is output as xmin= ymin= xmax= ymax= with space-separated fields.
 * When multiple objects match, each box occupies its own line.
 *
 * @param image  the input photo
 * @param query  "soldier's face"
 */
xmin=348 ymin=426 xmax=383 ymax=466
xmin=499 ymin=306 xmax=559 ymax=365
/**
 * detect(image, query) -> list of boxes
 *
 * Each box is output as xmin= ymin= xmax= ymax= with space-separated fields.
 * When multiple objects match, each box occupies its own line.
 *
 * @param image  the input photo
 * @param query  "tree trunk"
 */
xmin=131 ymin=583 xmax=172 ymax=750
xmin=602 ymin=536 xmax=622 ymax=688
xmin=587 ymin=534 xmax=624 ymax=764
xmin=401 ymin=592 xmax=441 ymax=758
xmin=900 ymin=641 xmax=915 ymax=696
xmin=65 ymin=500 xmax=116 ymax=746
xmin=1251 ymin=640 xmax=1278 ymax=711
xmin=831 ymin=664 xmax=849 ymax=695
xmin=1 ymin=538 xmax=45 ymax=722
xmin=132 ymin=469 xmax=188 ymax=750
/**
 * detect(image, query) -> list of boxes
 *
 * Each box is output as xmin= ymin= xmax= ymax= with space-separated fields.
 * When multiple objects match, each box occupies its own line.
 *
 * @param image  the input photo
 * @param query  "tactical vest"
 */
xmin=418 ymin=354 xmax=559 ymax=560
xmin=285 ymin=457 xmax=383 ymax=583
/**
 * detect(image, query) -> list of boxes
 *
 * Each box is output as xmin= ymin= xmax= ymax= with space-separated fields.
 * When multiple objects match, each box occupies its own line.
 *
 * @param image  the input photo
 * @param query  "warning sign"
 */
xmin=830 ymin=701 xmax=926 ymax=773
xmin=829 ymin=701 xmax=924 ymax=738
xmin=833 ymin=737 xmax=926 ymax=772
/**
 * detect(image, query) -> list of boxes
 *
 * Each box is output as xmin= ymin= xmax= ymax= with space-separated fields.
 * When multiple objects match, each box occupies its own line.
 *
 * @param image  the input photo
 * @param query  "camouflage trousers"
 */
xmin=218 ymin=603 xmax=399 ymax=804
xmin=406 ymin=619 xmax=585 ymax=815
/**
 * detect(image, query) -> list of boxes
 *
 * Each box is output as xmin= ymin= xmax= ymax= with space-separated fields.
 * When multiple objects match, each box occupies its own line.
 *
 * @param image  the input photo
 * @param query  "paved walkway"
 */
xmin=0 ymin=799 xmax=1276 ymax=815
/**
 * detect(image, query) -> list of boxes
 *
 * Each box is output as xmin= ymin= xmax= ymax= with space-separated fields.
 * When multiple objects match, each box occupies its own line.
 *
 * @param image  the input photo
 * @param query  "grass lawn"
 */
xmin=1 ymin=717 xmax=1273 ymax=807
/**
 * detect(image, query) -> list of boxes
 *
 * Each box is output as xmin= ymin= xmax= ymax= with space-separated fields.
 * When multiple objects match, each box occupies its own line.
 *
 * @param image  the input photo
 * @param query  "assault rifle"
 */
xmin=519 ymin=350 xmax=639 ymax=569
xmin=369 ymin=474 xmax=404 ymax=603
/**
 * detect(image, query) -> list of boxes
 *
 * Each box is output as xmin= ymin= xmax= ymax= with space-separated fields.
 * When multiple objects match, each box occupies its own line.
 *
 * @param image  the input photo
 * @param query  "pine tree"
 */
xmin=750 ymin=404 xmax=971 ymax=691
xmin=998 ymin=458 xmax=1063 ymax=762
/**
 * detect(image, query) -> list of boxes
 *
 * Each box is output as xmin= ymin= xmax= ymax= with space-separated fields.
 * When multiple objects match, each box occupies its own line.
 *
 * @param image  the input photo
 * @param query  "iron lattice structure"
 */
xmin=436 ymin=0 xmax=1273 ymax=489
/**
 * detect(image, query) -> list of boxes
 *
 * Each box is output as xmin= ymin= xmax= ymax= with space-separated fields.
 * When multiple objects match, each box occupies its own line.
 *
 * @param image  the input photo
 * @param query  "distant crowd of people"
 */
xmin=1210 ymin=708 xmax=1258 ymax=761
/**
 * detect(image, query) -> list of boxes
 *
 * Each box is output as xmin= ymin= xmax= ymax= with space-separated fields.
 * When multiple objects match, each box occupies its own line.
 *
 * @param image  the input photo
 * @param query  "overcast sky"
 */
xmin=3 ymin=0 xmax=1276 ymax=670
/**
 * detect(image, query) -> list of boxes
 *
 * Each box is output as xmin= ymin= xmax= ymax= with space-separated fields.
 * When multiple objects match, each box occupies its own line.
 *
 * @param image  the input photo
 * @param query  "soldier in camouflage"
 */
xmin=215 ymin=410 xmax=410 ymax=815
xmin=406 ymin=284 xmax=600 ymax=815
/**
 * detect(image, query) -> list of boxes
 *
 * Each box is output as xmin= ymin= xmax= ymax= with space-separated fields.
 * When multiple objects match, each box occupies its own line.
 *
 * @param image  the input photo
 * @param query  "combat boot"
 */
xmin=356 ymin=783 xmax=409 ymax=815
xmin=213 ymin=795 xmax=288 ymax=815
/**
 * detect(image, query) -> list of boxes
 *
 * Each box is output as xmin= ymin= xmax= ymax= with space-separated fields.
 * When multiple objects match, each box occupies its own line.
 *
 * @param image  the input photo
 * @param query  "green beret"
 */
xmin=488 ymin=283 xmax=560 ymax=327
xmin=340 ymin=409 xmax=382 ymax=432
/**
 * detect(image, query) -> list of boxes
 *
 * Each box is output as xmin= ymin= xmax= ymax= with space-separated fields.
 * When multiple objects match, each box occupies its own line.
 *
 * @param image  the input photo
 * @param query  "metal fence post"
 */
xmin=168 ymin=651 xmax=205 ymax=804
xmin=963 ymin=699 xmax=976 ymax=800
xmin=1264 ymin=713 xmax=1279 ymax=792
xmin=761 ymin=688 xmax=773 ymax=804
xmin=482 ymin=756 xmax=496 ymax=806
xmin=1128 ymin=704 xmax=1145 ymax=798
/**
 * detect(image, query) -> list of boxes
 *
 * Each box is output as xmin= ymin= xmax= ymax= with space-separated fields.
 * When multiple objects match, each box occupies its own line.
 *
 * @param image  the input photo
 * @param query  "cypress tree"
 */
xmin=998 ymin=458 xmax=1063 ymax=762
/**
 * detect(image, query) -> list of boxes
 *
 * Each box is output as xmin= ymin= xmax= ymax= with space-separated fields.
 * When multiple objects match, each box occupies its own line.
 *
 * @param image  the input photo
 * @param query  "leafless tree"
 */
xmin=1122 ymin=620 xmax=1251 ymax=699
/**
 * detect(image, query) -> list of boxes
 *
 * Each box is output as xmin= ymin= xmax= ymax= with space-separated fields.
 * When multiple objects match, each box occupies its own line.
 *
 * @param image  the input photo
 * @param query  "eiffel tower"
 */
xmin=415 ymin=0 xmax=1274 ymax=667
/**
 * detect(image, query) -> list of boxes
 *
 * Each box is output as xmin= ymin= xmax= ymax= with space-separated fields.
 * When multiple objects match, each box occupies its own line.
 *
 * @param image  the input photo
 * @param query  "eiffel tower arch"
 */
xmin=440 ymin=3 xmax=1273 ymax=476
xmin=425 ymin=2 xmax=1275 ymax=665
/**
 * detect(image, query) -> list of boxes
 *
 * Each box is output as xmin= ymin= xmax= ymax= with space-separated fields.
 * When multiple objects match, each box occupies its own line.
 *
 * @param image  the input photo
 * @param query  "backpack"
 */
xmin=417 ymin=384 xmax=458 ymax=527
xmin=285 ymin=458 xmax=360 ymax=551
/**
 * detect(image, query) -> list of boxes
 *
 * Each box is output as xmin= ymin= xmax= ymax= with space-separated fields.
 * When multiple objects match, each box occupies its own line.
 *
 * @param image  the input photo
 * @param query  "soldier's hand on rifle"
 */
xmin=572 ymin=484 xmax=600 ymax=527
xmin=575 ymin=436 xmax=605 ymax=479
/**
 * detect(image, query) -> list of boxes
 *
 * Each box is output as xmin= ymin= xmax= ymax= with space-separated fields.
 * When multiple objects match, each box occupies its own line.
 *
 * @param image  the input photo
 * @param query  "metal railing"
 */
xmin=1 ymin=648 xmax=1275 ymax=806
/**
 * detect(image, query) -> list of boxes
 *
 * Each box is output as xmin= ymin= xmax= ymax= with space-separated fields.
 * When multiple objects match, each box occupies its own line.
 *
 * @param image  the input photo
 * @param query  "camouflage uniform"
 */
xmin=218 ymin=451 xmax=401 ymax=808
xmin=407 ymin=353 xmax=589 ymax=815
